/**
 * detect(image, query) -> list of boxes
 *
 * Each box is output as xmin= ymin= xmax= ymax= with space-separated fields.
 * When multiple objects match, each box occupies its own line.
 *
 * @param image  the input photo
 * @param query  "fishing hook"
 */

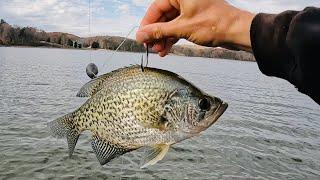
xmin=141 ymin=54 xmax=144 ymax=72
xmin=146 ymin=44 xmax=149 ymax=67
xmin=141 ymin=44 xmax=149 ymax=72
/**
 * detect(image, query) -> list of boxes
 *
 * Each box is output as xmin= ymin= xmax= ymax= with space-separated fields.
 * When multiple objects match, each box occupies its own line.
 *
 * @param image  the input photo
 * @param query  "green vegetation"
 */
xmin=91 ymin=41 xmax=99 ymax=49
xmin=1 ymin=19 xmax=6 ymax=24
xmin=73 ymin=41 xmax=78 ymax=48
xmin=67 ymin=39 xmax=73 ymax=47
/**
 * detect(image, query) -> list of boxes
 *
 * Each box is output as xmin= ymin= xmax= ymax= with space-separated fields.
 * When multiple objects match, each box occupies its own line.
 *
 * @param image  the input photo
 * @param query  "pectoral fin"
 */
xmin=140 ymin=144 xmax=170 ymax=168
xmin=91 ymin=135 xmax=133 ymax=165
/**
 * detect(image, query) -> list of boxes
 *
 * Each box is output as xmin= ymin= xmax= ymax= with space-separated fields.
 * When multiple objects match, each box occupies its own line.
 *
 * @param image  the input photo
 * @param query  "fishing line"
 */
xmin=88 ymin=0 xmax=92 ymax=62
xmin=101 ymin=25 xmax=139 ymax=69
xmin=87 ymin=2 xmax=150 ymax=74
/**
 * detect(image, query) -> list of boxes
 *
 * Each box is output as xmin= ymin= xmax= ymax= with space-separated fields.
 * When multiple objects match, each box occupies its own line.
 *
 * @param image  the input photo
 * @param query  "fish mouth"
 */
xmin=212 ymin=101 xmax=228 ymax=122
xmin=203 ymin=101 xmax=228 ymax=128
xmin=183 ymin=101 xmax=228 ymax=135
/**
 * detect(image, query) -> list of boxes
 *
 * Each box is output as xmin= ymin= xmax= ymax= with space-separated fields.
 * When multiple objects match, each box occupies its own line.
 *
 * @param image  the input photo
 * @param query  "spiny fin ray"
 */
xmin=76 ymin=75 xmax=107 ymax=97
xmin=91 ymin=135 xmax=132 ymax=165
xmin=76 ymin=65 xmax=141 ymax=97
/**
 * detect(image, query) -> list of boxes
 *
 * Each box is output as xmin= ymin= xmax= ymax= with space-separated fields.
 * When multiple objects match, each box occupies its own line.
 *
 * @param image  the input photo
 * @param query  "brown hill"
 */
xmin=0 ymin=19 xmax=255 ymax=61
xmin=171 ymin=45 xmax=255 ymax=61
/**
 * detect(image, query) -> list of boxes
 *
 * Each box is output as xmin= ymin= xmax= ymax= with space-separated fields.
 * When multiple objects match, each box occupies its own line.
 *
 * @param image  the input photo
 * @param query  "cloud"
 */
xmin=118 ymin=4 xmax=131 ymax=14
xmin=132 ymin=0 xmax=151 ymax=7
xmin=0 ymin=0 xmax=139 ymax=37
xmin=0 ymin=0 xmax=319 ymax=39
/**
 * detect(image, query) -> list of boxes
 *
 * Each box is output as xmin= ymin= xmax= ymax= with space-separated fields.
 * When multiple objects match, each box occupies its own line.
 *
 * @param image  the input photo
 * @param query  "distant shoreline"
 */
xmin=0 ymin=19 xmax=255 ymax=62
xmin=0 ymin=44 xmax=257 ymax=62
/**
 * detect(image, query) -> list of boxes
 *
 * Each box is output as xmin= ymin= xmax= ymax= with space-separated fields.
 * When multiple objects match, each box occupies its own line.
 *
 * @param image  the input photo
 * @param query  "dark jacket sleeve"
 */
xmin=250 ymin=7 xmax=320 ymax=105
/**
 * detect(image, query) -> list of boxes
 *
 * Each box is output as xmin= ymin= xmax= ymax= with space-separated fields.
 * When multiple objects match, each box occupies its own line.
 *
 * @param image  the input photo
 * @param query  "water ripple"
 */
xmin=0 ymin=47 xmax=319 ymax=179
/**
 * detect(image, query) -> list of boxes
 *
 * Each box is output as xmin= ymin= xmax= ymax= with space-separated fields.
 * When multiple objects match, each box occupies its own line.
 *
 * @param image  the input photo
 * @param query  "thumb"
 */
xmin=136 ymin=21 xmax=181 ymax=44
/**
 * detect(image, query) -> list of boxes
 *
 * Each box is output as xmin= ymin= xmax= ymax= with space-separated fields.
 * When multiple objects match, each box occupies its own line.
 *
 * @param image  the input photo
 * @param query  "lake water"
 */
xmin=0 ymin=47 xmax=319 ymax=180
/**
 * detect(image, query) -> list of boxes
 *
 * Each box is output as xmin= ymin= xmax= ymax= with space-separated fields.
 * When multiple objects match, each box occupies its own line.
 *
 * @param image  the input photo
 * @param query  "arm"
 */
xmin=136 ymin=0 xmax=254 ymax=56
xmin=251 ymin=7 xmax=320 ymax=104
xmin=136 ymin=0 xmax=320 ymax=104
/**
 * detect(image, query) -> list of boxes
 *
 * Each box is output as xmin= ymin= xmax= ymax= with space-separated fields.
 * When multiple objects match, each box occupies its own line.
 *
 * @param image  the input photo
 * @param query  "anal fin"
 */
xmin=91 ymin=135 xmax=132 ymax=165
xmin=67 ymin=130 xmax=80 ymax=157
xmin=140 ymin=144 xmax=170 ymax=168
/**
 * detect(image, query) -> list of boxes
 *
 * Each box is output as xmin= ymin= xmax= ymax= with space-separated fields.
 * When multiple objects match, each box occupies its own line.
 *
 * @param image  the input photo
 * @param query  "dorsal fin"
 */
xmin=76 ymin=74 xmax=109 ymax=97
xmin=77 ymin=65 xmax=140 ymax=97
xmin=91 ymin=135 xmax=133 ymax=165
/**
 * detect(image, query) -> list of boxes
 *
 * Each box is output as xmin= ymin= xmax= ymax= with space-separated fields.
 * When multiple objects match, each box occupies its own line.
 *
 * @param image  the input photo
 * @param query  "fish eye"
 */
xmin=198 ymin=97 xmax=211 ymax=111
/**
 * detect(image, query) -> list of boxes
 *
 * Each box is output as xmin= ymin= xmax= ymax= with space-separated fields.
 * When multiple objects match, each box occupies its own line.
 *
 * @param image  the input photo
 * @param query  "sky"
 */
xmin=0 ymin=0 xmax=319 ymax=38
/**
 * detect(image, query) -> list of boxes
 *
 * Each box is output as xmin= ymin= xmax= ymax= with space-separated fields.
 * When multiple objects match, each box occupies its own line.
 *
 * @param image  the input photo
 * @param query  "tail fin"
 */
xmin=47 ymin=113 xmax=80 ymax=157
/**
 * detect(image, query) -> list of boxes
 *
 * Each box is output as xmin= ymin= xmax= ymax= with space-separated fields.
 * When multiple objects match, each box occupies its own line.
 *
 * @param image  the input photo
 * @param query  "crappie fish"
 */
xmin=48 ymin=65 xmax=228 ymax=168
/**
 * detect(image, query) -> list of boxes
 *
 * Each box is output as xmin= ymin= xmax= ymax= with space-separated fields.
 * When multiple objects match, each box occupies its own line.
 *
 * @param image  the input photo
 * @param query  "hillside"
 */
xmin=171 ymin=45 xmax=255 ymax=61
xmin=0 ymin=19 xmax=255 ymax=61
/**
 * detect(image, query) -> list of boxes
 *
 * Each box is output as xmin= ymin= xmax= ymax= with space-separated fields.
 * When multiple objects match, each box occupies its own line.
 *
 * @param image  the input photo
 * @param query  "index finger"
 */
xmin=140 ymin=0 xmax=177 ymax=27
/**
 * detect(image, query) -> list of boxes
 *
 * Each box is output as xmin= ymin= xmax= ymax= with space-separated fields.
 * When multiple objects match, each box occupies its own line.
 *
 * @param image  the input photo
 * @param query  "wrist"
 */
xmin=225 ymin=9 xmax=255 ymax=51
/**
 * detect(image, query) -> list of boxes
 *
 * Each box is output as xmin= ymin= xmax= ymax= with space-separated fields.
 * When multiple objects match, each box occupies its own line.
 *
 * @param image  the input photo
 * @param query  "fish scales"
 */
xmin=48 ymin=65 xmax=228 ymax=167
xmin=77 ymin=68 xmax=179 ymax=147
